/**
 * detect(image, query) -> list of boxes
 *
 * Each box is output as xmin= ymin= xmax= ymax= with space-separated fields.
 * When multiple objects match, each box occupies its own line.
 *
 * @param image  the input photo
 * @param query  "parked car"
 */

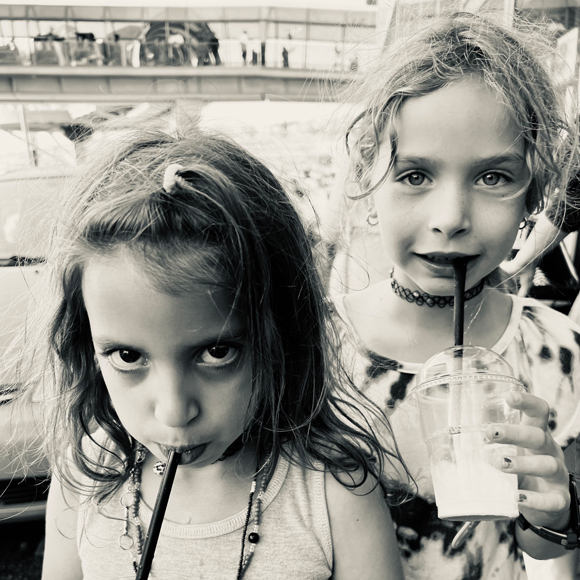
xmin=0 ymin=167 xmax=72 ymax=522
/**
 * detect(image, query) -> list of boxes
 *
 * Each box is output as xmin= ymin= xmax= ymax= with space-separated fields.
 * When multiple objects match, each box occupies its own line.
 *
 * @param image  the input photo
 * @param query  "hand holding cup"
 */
xmin=485 ymin=391 xmax=570 ymax=532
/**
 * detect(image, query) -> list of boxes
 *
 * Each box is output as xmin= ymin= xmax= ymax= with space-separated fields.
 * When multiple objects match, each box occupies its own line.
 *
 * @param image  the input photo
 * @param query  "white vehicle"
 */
xmin=0 ymin=167 xmax=71 ymax=522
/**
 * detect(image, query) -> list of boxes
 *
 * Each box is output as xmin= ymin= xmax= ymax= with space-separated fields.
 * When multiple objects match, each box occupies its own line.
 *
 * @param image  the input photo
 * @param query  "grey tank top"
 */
xmin=77 ymin=456 xmax=333 ymax=579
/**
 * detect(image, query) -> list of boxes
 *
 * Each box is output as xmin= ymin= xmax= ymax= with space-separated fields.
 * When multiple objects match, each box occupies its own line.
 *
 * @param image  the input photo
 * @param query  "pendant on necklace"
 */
xmin=153 ymin=461 xmax=166 ymax=475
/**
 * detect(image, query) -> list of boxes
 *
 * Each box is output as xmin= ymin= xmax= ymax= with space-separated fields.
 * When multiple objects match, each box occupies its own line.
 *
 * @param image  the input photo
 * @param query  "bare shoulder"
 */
xmin=42 ymin=469 xmax=83 ymax=580
xmin=325 ymin=470 xmax=404 ymax=580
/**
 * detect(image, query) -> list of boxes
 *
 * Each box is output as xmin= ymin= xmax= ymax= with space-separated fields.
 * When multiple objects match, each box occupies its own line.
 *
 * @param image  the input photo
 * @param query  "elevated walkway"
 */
xmin=0 ymin=3 xmax=374 ymax=103
xmin=0 ymin=64 xmax=353 ymax=102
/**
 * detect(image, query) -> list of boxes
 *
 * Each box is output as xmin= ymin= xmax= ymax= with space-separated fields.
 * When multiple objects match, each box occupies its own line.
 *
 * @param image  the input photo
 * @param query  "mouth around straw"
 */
xmin=136 ymin=450 xmax=181 ymax=580
xmin=453 ymin=258 xmax=468 ymax=347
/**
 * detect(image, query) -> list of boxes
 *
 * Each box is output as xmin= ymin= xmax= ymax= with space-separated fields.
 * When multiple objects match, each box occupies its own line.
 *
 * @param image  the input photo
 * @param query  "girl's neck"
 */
xmin=345 ymin=281 xmax=514 ymax=364
xmin=139 ymin=440 xmax=261 ymax=526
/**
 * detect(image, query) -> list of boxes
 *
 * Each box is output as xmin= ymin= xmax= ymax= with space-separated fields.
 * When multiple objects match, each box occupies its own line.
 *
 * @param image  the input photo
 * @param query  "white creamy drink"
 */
xmin=430 ymin=436 xmax=519 ymax=520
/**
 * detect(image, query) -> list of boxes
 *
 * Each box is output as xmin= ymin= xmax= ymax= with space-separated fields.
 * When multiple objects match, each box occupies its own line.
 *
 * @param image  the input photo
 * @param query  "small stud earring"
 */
xmin=519 ymin=217 xmax=529 ymax=231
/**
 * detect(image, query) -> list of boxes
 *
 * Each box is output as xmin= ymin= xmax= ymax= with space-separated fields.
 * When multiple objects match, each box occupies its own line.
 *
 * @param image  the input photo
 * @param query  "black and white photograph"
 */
xmin=1 ymin=1 xmax=580 ymax=579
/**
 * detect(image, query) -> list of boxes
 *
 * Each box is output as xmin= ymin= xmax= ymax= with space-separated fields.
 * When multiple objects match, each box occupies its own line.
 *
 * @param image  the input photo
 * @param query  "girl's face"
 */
xmin=82 ymin=249 xmax=252 ymax=468
xmin=371 ymin=77 xmax=529 ymax=295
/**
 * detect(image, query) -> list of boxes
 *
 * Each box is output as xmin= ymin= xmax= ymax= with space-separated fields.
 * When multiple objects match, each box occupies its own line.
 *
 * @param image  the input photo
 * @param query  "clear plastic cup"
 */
xmin=412 ymin=345 xmax=527 ymax=521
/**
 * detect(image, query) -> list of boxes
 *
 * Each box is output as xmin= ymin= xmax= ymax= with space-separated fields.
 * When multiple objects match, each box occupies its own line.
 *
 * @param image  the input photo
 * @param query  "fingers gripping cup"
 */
xmin=413 ymin=346 xmax=526 ymax=521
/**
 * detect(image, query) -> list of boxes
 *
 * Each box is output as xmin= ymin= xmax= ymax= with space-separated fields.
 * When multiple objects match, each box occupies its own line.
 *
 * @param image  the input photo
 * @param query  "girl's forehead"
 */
xmin=82 ymin=244 xmax=229 ymax=297
xmin=389 ymin=78 xmax=523 ymax=158
xmin=370 ymin=79 xmax=527 ymax=186
xmin=82 ymin=253 xmax=245 ymax=352
xmin=399 ymin=78 xmax=511 ymax=125
xmin=82 ymin=249 xmax=239 ymax=315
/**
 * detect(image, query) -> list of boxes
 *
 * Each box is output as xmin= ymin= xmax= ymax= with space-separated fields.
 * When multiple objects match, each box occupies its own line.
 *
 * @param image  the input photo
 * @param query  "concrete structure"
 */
xmin=0 ymin=64 xmax=354 ymax=102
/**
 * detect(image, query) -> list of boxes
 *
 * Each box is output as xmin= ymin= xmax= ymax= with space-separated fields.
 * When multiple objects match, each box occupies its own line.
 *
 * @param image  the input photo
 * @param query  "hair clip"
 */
xmin=162 ymin=163 xmax=184 ymax=193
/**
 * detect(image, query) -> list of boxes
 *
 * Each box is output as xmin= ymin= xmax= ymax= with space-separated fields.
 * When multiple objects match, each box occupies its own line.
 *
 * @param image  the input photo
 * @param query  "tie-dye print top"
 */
xmin=336 ymin=295 xmax=580 ymax=580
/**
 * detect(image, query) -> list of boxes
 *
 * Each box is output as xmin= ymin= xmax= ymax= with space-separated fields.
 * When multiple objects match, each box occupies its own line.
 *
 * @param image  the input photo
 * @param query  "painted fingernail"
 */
xmin=503 ymin=457 xmax=513 ymax=469
xmin=518 ymin=494 xmax=527 ymax=503
xmin=493 ymin=429 xmax=502 ymax=439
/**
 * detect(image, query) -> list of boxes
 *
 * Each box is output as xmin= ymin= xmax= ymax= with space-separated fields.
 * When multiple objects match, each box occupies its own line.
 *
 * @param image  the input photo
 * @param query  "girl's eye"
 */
xmin=403 ymin=172 xmax=426 ymax=186
xmin=118 ymin=350 xmax=140 ymax=363
xmin=198 ymin=345 xmax=240 ymax=367
xmin=107 ymin=349 xmax=146 ymax=371
xmin=478 ymin=172 xmax=507 ymax=186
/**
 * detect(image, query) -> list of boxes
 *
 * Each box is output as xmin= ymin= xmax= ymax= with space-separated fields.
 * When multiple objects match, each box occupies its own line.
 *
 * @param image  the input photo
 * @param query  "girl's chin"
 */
xmin=401 ymin=267 xmax=488 ymax=296
xmin=177 ymin=445 xmax=209 ymax=465
xmin=397 ymin=273 xmax=454 ymax=296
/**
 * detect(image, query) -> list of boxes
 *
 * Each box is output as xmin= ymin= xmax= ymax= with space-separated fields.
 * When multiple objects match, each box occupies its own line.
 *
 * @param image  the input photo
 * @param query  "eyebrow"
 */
xmin=92 ymin=329 xmax=246 ymax=352
xmin=471 ymin=154 xmax=527 ymax=168
xmin=394 ymin=153 xmax=526 ymax=168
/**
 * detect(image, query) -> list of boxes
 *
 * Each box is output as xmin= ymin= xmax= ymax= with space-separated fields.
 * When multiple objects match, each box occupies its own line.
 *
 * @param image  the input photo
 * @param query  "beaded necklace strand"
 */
xmin=119 ymin=446 xmax=269 ymax=579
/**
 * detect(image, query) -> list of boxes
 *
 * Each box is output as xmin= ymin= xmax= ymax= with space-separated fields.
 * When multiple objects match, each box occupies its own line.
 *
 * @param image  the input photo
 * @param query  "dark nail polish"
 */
xmin=518 ymin=494 xmax=527 ymax=503
xmin=494 ymin=430 xmax=501 ymax=439
xmin=503 ymin=457 xmax=512 ymax=468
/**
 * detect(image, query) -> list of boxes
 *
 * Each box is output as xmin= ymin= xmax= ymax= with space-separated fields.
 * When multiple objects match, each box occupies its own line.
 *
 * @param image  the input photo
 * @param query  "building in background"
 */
xmin=0 ymin=2 xmax=380 ymax=173
xmin=0 ymin=3 xmax=378 ymax=102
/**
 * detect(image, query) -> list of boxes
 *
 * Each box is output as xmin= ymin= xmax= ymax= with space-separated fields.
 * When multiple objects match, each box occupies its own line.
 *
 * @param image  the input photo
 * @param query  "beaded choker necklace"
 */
xmin=389 ymin=269 xmax=485 ymax=307
xmin=119 ymin=445 xmax=269 ymax=580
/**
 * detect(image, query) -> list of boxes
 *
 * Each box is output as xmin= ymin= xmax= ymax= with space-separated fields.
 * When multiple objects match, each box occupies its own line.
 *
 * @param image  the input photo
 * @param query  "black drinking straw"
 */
xmin=135 ymin=451 xmax=181 ymax=580
xmin=453 ymin=258 xmax=468 ymax=347
xmin=450 ymin=258 xmax=480 ymax=547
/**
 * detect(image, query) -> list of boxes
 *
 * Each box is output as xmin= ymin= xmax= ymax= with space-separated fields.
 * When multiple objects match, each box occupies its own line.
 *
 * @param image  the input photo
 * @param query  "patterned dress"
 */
xmin=336 ymin=295 xmax=580 ymax=580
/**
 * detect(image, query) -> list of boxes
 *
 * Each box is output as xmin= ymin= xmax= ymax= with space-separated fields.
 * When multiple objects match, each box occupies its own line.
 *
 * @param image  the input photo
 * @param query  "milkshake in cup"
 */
xmin=412 ymin=345 xmax=526 ymax=521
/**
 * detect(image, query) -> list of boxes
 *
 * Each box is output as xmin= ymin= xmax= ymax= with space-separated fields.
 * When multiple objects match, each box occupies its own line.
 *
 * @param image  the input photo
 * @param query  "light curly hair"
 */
xmin=344 ymin=11 xmax=579 ymax=221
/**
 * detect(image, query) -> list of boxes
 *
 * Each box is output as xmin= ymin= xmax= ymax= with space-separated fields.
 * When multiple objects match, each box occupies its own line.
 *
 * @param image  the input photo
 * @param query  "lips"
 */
xmin=420 ymin=253 xmax=477 ymax=265
xmin=414 ymin=253 xmax=480 ymax=279
xmin=158 ymin=443 xmax=208 ymax=465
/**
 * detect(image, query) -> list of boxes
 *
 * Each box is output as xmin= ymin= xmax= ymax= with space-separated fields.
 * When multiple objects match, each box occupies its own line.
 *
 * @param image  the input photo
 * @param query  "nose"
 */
xmin=153 ymin=367 xmax=200 ymax=428
xmin=427 ymin=182 xmax=472 ymax=238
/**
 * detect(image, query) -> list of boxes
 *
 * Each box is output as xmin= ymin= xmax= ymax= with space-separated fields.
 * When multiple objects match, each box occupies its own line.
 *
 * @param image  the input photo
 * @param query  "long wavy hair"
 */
xmin=20 ymin=120 xmax=411 ymax=504
xmin=344 ymin=11 xmax=579 ymax=219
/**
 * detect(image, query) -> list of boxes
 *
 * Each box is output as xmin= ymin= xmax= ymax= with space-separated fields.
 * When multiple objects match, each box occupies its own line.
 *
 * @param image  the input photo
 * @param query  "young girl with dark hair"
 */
xmin=22 ymin=122 xmax=409 ymax=580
